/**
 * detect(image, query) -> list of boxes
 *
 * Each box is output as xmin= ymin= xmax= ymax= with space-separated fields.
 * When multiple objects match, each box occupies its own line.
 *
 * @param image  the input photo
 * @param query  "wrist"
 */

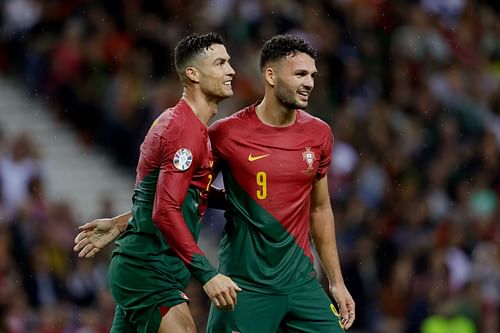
xmin=112 ymin=216 xmax=128 ymax=234
xmin=110 ymin=226 xmax=122 ymax=238
xmin=116 ymin=221 xmax=127 ymax=233
xmin=328 ymin=277 xmax=345 ymax=287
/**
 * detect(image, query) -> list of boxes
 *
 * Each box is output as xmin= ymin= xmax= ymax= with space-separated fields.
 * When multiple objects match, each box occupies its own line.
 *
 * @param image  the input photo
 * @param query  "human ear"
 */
xmin=264 ymin=67 xmax=275 ymax=87
xmin=185 ymin=66 xmax=200 ymax=83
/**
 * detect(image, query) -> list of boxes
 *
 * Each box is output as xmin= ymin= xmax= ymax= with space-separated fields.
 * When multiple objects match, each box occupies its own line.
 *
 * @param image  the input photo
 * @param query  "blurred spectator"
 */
xmin=0 ymin=132 xmax=41 ymax=222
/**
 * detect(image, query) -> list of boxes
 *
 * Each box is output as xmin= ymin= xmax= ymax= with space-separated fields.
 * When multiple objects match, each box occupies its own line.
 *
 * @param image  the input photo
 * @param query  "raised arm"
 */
xmin=310 ymin=175 xmax=355 ymax=329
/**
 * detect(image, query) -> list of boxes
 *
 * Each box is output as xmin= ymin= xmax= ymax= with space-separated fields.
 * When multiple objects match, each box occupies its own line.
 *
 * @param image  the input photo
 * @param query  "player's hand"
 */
xmin=329 ymin=282 xmax=355 ymax=329
xmin=73 ymin=218 xmax=121 ymax=258
xmin=203 ymin=274 xmax=242 ymax=311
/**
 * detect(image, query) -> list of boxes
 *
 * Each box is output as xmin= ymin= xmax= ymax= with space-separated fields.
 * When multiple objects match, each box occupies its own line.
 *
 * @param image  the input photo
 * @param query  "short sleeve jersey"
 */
xmin=209 ymin=104 xmax=333 ymax=293
xmin=114 ymin=99 xmax=217 ymax=285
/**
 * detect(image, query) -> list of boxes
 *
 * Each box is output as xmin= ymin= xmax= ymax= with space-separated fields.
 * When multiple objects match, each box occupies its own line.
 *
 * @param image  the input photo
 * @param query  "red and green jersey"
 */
xmin=209 ymin=104 xmax=333 ymax=293
xmin=114 ymin=99 xmax=218 ymax=285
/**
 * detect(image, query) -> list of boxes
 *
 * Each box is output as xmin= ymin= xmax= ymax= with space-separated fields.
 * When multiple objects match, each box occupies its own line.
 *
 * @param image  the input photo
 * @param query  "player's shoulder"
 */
xmin=155 ymin=102 xmax=202 ymax=137
xmin=297 ymin=110 xmax=331 ymax=135
xmin=210 ymin=106 xmax=253 ymax=134
xmin=148 ymin=108 xmax=177 ymax=138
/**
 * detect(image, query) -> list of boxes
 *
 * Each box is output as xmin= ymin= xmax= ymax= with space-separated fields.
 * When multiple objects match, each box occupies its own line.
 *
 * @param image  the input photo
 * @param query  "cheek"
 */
xmin=201 ymin=74 xmax=218 ymax=87
xmin=276 ymin=78 xmax=292 ymax=90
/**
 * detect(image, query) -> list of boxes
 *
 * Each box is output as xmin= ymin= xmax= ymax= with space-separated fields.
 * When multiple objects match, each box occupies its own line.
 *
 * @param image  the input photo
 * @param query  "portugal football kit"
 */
xmin=206 ymin=104 xmax=344 ymax=332
xmin=108 ymin=99 xmax=217 ymax=333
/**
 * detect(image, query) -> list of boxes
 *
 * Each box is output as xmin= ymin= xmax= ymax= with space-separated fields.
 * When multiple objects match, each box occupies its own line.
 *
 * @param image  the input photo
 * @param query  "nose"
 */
xmin=227 ymin=63 xmax=235 ymax=76
xmin=303 ymin=75 xmax=314 ymax=90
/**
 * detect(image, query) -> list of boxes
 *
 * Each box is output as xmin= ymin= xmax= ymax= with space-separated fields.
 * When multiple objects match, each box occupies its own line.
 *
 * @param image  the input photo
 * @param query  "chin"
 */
xmin=216 ymin=92 xmax=233 ymax=101
xmin=296 ymin=101 xmax=308 ymax=109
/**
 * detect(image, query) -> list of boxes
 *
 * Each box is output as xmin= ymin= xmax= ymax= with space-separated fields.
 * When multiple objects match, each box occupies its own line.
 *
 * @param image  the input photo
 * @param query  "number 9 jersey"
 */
xmin=209 ymin=103 xmax=333 ymax=294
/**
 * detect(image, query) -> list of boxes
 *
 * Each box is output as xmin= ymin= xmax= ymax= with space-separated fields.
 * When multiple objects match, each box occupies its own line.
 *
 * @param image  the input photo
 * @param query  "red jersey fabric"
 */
xmin=209 ymin=103 xmax=333 ymax=292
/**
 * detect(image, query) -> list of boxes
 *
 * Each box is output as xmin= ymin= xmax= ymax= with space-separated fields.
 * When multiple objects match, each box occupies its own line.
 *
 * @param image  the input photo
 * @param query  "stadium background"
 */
xmin=0 ymin=0 xmax=499 ymax=332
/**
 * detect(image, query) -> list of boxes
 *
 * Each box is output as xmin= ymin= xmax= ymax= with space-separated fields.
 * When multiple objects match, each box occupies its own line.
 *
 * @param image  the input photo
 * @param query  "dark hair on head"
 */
xmin=174 ymin=32 xmax=225 ymax=75
xmin=259 ymin=34 xmax=317 ymax=71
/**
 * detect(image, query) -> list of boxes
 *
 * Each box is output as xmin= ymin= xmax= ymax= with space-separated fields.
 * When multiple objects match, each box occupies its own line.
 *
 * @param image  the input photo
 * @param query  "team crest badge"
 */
xmin=173 ymin=148 xmax=193 ymax=171
xmin=302 ymin=147 xmax=315 ymax=170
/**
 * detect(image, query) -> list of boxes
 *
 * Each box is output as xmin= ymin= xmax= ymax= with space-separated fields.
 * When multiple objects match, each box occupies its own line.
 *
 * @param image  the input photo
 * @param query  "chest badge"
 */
xmin=173 ymin=148 xmax=193 ymax=171
xmin=302 ymin=147 xmax=315 ymax=171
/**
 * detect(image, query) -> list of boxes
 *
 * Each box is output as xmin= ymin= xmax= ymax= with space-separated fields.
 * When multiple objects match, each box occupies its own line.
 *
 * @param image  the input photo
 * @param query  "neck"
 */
xmin=181 ymin=87 xmax=218 ymax=125
xmin=256 ymin=95 xmax=296 ymax=127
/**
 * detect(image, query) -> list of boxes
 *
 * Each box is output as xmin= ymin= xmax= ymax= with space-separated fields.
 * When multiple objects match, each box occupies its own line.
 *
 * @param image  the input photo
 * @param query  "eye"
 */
xmin=295 ymin=70 xmax=309 ymax=77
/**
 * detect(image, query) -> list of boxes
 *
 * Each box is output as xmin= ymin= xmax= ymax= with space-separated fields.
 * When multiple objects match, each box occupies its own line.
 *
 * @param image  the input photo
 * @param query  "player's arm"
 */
xmin=310 ymin=175 xmax=355 ymax=329
xmin=73 ymin=211 xmax=131 ymax=258
xmin=154 ymin=136 xmax=240 ymax=309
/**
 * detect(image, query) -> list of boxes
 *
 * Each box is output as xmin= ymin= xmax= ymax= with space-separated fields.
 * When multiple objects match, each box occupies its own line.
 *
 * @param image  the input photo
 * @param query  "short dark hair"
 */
xmin=259 ymin=34 xmax=317 ymax=71
xmin=174 ymin=32 xmax=225 ymax=76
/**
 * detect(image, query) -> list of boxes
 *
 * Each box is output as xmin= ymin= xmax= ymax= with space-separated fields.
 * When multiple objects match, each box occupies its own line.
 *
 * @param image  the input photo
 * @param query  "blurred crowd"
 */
xmin=1 ymin=0 xmax=499 ymax=332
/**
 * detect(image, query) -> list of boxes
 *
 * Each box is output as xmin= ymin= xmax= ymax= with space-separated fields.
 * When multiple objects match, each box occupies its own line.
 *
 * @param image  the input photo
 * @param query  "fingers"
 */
xmin=73 ymin=235 xmax=89 ymax=251
xmin=214 ymin=289 xmax=236 ymax=311
xmin=341 ymin=312 xmax=355 ymax=329
xmin=78 ymin=242 xmax=98 ymax=258
xmin=74 ymin=235 xmax=101 ymax=258
xmin=87 ymin=247 xmax=100 ymax=258
xmin=339 ymin=303 xmax=349 ymax=329
xmin=228 ymin=285 xmax=237 ymax=301
xmin=74 ymin=231 xmax=87 ymax=244
xmin=222 ymin=288 xmax=236 ymax=306
xmin=216 ymin=303 xmax=234 ymax=312
xmin=231 ymin=281 xmax=242 ymax=292
xmin=78 ymin=221 xmax=97 ymax=231
xmin=211 ymin=287 xmax=235 ymax=309
xmin=344 ymin=301 xmax=356 ymax=329
xmin=203 ymin=275 xmax=241 ymax=311
xmin=338 ymin=299 xmax=355 ymax=330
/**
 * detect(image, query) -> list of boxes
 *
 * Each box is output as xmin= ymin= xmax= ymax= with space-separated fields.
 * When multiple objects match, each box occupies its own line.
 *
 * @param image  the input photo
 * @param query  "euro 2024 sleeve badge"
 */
xmin=173 ymin=148 xmax=193 ymax=171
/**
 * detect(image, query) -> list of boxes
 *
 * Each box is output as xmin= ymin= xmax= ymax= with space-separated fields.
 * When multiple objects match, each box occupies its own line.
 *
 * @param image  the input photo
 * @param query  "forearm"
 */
xmin=153 ymin=206 xmax=218 ymax=284
xmin=310 ymin=207 xmax=344 ymax=285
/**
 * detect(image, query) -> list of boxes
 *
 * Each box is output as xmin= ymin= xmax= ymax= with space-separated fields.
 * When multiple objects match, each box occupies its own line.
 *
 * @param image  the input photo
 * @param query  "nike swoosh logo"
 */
xmin=248 ymin=154 xmax=269 ymax=162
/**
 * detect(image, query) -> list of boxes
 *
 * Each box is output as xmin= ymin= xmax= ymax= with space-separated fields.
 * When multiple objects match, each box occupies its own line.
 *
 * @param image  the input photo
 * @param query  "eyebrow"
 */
xmin=294 ymin=69 xmax=318 ymax=75
xmin=212 ymin=57 xmax=230 ymax=64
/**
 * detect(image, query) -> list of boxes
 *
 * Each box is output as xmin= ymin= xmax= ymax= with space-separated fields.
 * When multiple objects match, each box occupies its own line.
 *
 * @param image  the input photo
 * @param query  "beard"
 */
xmin=202 ymin=81 xmax=233 ymax=102
xmin=275 ymin=79 xmax=308 ymax=110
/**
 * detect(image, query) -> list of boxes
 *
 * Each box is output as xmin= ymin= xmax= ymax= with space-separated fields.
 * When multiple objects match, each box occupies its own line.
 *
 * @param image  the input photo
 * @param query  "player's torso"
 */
xmin=217 ymin=109 xmax=326 ymax=235
xmin=210 ymin=107 xmax=332 ymax=292
xmin=116 ymin=104 xmax=212 ymax=258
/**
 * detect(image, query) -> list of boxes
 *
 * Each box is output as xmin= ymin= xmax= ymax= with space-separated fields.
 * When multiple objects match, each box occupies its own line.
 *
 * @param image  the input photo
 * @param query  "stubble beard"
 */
xmin=275 ymin=80 xmax=308 ymax=110
xmin=204 ymin=82 xmax=233 ymax=103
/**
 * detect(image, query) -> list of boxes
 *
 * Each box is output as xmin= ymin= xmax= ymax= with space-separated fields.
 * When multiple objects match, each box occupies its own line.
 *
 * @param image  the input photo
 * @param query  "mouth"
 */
xmin=298 ymin=90 xmax=310 ymax=101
